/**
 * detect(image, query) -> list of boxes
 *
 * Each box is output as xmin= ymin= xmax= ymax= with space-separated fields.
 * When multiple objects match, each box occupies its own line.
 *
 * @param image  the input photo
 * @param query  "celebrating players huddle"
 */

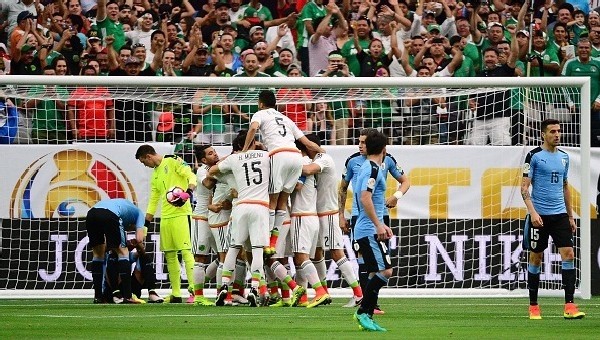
xmin=86 ymin=91 xmax=585 ymax=332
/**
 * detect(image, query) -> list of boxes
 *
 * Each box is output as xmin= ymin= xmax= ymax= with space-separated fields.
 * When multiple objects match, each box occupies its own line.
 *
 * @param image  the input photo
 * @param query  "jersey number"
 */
xmin=275 ymin=117 xmax=287 ymax=137
xmin=551 ymin=171 xmax=559 ymax=183
xmin=242 ymin=161 xmax=263 ymax=186
xmin=530 ymin=227 xmax=540 ymax=249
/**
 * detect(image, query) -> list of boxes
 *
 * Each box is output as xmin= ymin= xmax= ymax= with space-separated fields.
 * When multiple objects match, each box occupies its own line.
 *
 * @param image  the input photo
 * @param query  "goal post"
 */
xmin=0 ymin=75 xmax=592 ymax=299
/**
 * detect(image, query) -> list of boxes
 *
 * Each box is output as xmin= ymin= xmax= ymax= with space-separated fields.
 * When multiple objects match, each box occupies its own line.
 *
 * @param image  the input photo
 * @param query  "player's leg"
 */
xmin=551 ymin=214 xmax=585 ymax=319
xmin=527 ymin=217 xmax=549 ymax=320
xmin=85 ymin=208 xmax=108 ymax=303
xmin=160 ymin=217 xmax=183 ymax=303
xmin=178 ymin=216 xmax=195 ymax=299
xmin=354 ymin=235 xmax=391 ymax=332
xmin=191 ymin=218 xmax=213 ymax=305
xmin=138 ymin=253 xmax=163 ymax=303
xmin=217 ymin=210 xmax=246 ymax=306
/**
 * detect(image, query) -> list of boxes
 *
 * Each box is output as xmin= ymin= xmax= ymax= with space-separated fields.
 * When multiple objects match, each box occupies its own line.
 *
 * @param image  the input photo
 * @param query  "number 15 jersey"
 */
xmin=217 ymin=150 xmax=271 ymax=206
xmin=523 ymin=146 xmax=569 ymax=215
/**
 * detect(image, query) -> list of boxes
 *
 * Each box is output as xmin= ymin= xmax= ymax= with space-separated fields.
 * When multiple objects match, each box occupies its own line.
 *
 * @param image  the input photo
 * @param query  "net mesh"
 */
xmin=0 ymin=81 xmax=588 ymax=296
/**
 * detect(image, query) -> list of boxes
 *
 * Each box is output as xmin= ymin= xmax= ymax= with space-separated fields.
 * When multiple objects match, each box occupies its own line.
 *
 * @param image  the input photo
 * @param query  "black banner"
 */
xmin=0 ymin=218 xmax=594 ymax=293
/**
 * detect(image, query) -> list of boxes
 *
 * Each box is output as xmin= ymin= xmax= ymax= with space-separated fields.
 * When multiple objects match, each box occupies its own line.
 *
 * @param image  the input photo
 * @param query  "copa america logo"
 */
xmin=10 ymin=149 xmax=137 ymax=218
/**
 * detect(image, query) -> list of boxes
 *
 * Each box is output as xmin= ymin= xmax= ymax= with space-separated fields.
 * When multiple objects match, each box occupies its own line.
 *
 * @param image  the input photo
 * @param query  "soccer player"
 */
xmin=299 ymin=133 xmax=363 ymax=307
xmin=242 ymin=90 xmax=322 ymax=255
xmin=352 ymin=130 xmax=393 ymax=332
xmin=135 ymin=145 xmax=196 ymax=303
xmin=86 ymin=198 xmax=146 ymax=304
xmin=522 ymin=119 xmax=585 ymax=320
xmin=209 ymin=131 xmax=270 ymax=307
xmin=338 ymin=128 xmax=410 ymax=310
xmin=190 ymin=144 xmax=220 ymax=306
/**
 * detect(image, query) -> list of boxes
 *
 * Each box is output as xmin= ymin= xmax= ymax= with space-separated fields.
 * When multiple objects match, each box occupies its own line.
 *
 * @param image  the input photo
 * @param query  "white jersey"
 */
xmin=208 ymin=178 xmax=232 ymax=227
xmin=312 ymin=153 xmax=339 ymax=214
xmin=193 ymin=164 xmax=211 ymax=219
xmin=217 ymin=150 xmax=270 ymax=206
xmin=251 ymin=108 xmax=305 ymax=152
xmin=290 ymin=157 xmax=317 ymax=215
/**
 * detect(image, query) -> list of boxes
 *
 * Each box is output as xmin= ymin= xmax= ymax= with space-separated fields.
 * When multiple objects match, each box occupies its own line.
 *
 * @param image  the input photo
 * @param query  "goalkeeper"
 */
xmin=135 ymin=144 xmax=197 ymax=303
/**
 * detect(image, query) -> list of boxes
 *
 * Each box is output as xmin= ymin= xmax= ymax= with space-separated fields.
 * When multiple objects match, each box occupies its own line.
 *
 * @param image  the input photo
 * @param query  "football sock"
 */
xmin=562 ymin=260 xmax=576 ymax=304
xmin=216 ymin=261 xmax=224 ymax=289
xmin=337 ymin=257 xmax=362 ymax=297
xmin=105 ymin=256 xmax=118 ymax=294
xmin=250 ymin=247 xmax=265 ymax=288
xmin=222 ymin=247 xmax=240 ymax=288
xmin=91 ymin=258 xmax=104 ymax=299
xmin=131 ymin=273 xmax=143 ymax=298
xmin=205 ymin=259 xmax=218 ymax=282
xmin=269 ymin=209 xmax=275 ymax=230
xmin=118 ymin=257 xmax=132 ymax=299
xmin=313 ymin=258 xmax=327 ymax=286
xmin=181 ymin=249 xmax=195 ymax=289
xmin=528 ymin=264 xmax=541 ymax=306
xmin=193 ymin=263 xmax=206 ymax=296
xmin=272 ymin=210 xmax=286 ymax=249
xmin=233 ymin=259 xmax=247 ymax=296
xmin=300 ymin=260 xmax=327 ymax=296
xmin=271 ymin=261 xmax=298 ymax=290
xmin=281 ymin=281 xmax=291 ymax=302
xmin=140 ymin=254 xmax=157 ymax=291
xmin=165 ymin=251 xmax=182 ymax=297
xmin=358 ymin=272 xmax=388 ymax=316
xmin=358 ymin=260 xmax=369 ymax=294
xmin=295 ymin=264 xmax=308 ymax=288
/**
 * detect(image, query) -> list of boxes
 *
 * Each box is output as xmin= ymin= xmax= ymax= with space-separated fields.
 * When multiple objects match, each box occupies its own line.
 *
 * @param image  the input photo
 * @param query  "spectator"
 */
xmin=266 ymin=7 xmax=298 ymax=54
xmin=591 ymin=25 xmax=600 ymax=57
xmin=362 ymin=66 xmax=396 ymax=144
xmin=26 ymin=66 xmax=69 ymax=144
xmin=146 ymin=30 xmax=166 ymax=64
xmin=126 ymin=11 xmax=156 ymax=48
xmin=297 ymin=0 xmax=327 ymax=76
xmin=217 ymin=32 xmax=243 ymax=72
xmin=468 ymin=37 xmax=518 ymax=146
xmin=66 ymin=0 xmax=92 ymax=34
xmin=312 ymin=99 xmax=335 ymax=145
xmin=0 ymin=99 xmax=18 ymax=144
xmin=276 ymin=47 xmax=296 ymax=73
xmin=190 ymin=88 xmax=226 ymax=145
xmin=200 ymin=0 xmax=232 ymax=45
xmin=341 ymin=15 xmax=375 ymax=77
xmin=308 ymin=1 xmax=347 ymax=77
xmin=354 ymin=21 xmax=400 ymax=77
xmin=229 ymin=50 xmax=267 ymax=132
xmin=96 ymin=0 xmax=127 ymax=51
xmin=277 ymin=64 xmax=312 ymax=133
xmin=67 ymin=65 xmax=115 ymax=142
xmin=403 ymin=66 xmax=444 ymax=145
xmin=0 ymin=0 xmax=38 ymax=42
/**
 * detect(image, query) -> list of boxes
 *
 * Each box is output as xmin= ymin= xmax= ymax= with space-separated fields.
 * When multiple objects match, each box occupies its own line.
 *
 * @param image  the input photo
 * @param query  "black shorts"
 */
xmin=86 ymin=207 xmax=126 ymax=249
xmin=355 ymin=235 xmax=392 ymax=273
xmin=525 ymin=213 xmax=573 ymax=253
xmin=350 ymin=215 xmax=390 ymax=257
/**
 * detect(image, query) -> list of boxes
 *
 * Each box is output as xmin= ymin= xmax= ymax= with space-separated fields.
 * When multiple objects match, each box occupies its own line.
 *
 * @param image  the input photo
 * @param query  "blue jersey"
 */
xmin=523 ymin=147 xmax=569 ymax=215
xmin=93 ymin=198 xmax=146 ymax=229
xmin=343 ymin=152 xmax=404 ymax=216
xmin=354 ymin=160 xmax=387 ymax=239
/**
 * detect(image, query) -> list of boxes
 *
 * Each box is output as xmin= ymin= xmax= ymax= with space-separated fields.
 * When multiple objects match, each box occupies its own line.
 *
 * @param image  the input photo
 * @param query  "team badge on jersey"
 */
xmin=562 ymin=159 xmax=567 ymax=167
xmin=523 ymin=163 xmax=530 ymax=174
xmin=367 ymin=177 xmax=376 ymax=189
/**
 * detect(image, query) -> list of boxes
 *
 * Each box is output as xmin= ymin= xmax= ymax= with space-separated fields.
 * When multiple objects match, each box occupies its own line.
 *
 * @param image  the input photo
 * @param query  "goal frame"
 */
xmin=0 ymin=75 xmax=592 ymax=299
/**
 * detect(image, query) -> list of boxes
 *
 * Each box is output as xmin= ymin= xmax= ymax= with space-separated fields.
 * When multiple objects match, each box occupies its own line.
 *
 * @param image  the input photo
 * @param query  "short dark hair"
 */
xmin=360 ymin=128 xmax=378 ymax=136
xmin=232 ymin=130 xmax=248 ymax=152
xmin=135 ymin=144 xmax=156 ymax=159
xmin=295 ymin=133 xmax=320 ymax=153
xmin=258 ymin=90 xmax=276 ymax=108
xmin=553 ymin=22 xmax=568 ymax=32
xmin=151 ymin=30 xmax=165 ymax=40
xmin=541 ymin=119 xmax=560 ymax=132
xmin=194 ymin=144 xmax=212 ymax=163
xmin=483 ymin=47 xmax=499 ymax=56
xmin=365 ymin=130 xmax=387 ymax=155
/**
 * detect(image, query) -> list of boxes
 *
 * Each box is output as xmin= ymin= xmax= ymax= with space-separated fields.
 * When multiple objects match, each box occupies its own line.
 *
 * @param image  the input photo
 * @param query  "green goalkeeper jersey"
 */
xmin=147 ymin=155 xmax=197 ymax=218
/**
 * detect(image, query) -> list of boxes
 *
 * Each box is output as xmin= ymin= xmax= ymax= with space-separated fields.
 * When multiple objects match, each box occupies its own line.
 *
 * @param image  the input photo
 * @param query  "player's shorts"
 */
xmin=160 ymin=215 xmax=192 ymax=252
xmin=291 ymin=214 xmax=319 ymax=258
xmin=524 ymin=213 xmax=573 ymax=253
xmin=209 ymin=222 xmax=229 ymax=253
xmin=269 ymin=149 xmax=302 ymax=194
xmin=86 ymin=207 xmax=125 ymax=249
xmin=230 ymin=203 xmax=269 ymax=248
xmin=318 ymin=213 xmax=344 ymax=250
xmin=355 ymin=235 xmax=392 ymax=273
xmin=350 ymin=215 xmax=390 ymax=255
xmin=274 ymin=219 xmax=292 ymax=258
xmin=191 ymin=216 xmax=215 ymax=255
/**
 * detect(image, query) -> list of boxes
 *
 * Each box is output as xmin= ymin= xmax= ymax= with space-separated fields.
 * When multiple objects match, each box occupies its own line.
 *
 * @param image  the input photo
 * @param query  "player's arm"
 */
xmin=563 ymin=179 xmax=576 ymax=232
xmin=134 ymin=208 xmax=147 ymax=244
xmin=521 ymin=176 xmax=542 ymax=227
xmin=207 ymin=192 xmax=222 ymax=213
xmin=338 ymin=178 xmax=350 ymax=233
xmin=242 ymin=121 xmax=260 ymax=152
xmin=295 ymin=175 xmax=307 ymax=191
xmin=145 ymin=174 xmax=160 ymax=222
xmin=385 ymin=173 xmax=410 ymax=208
xmin=296 ymin=135 xmax=325 ymax=154
xmin=302 ymin=163 xmax=322 ymax=176
xmin=360 ymin=190 xmax=392 ymax=241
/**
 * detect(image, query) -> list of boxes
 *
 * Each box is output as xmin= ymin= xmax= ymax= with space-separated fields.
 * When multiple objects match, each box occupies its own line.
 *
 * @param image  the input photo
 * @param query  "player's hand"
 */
xmin=376 ymin=224 xmax=392 ymax=241
xmin=220 ymin=199 xmax=232 ymax=210
xmin=339 ymin=214 xmax=350 ymax=234
xmin=530 ymin=212 xmax=543 ymax=227
xmin=569 ymin=216 xmax=576 ymax=233
xmin=385 ymin=195 xmax=398 ymax=208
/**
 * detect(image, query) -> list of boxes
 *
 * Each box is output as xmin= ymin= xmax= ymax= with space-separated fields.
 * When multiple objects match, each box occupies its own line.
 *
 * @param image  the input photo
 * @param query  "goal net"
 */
xmin=0 ymin=76 xmax=593 ymax=299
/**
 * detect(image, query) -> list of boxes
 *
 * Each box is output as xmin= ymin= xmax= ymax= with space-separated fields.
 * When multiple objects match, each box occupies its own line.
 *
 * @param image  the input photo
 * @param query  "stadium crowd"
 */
xmin=0 ymin=0 xmax=599 ymax=146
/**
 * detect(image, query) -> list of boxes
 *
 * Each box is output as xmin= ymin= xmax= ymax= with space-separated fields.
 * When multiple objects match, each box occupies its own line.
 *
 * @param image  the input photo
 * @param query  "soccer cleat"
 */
xmin=307 ymin=293 xmax=330 ymax=308
xmin=131 ymin=294 xmax=147 ymax=304
xmin=529 ymin=305 xmax=542 ymax=320
xmin=193 ymin=295 xmax=214 ymax=306
xmin=290 ymin=286 xmax=306 ymax=307
xmin=267 ymin=295 xmax=281 ymax=306
xmin=164 ymin=295 xmax=183 ymax=303
xmin=295 ymin=300 xmax=309 ymax=307
xmin=563 ymin=303 xmax=585 ymax=319
xmin=148 ymin=291 xmax=164 ymax=303
xmin=215 ymin=285 xmax=229 ymax=306
xmin=353 ymin=311 xmax=377 ymax=331
xmin=232 ymin=294 xmax=249 ymax=305
xmin=186 ymin=295 xmax=195 ymax=304
xmin=264 ymin=247 xmax=276 ymax=257
xmin=270 ymin=299 xmax=292 ymax=307
xmin=247 ymin=288 xmax=259 ymax=307
xmin=120 ymin=297 xmax=144 ymax=304
xmin=342 ymin=295 xmax=363 ymax=308
xmin=93 ymin=298 xmax=106 ymax=304
xmin=370 ymin=319 xmax=387 ymax=332
xmin=112 ymin=296 xmax=124 ymax=304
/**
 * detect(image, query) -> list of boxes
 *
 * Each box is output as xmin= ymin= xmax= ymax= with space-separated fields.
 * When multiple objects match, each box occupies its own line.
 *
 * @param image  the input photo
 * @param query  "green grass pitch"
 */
xmin=1 ymin=297 xmax=599 ymax=339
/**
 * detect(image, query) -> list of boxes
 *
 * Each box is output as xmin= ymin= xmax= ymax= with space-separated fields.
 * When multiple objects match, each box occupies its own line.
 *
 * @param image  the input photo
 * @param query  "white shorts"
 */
xmin=291 ymin=215 xmax=319 ymax=258
xmin=274 ymin=219 xmax=292 ymax=258
xmin=210 ymin=223 xmax=229 ymax=253
xmin=269 ymin=150 xmax=303 ymax=194
xmin=319 ymin=213 xmax=344 ymax=250
xmin=192 ymin=217 xmax=215 ymax=255
xmin=230 ymin=203 xmax=269 ymax=248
